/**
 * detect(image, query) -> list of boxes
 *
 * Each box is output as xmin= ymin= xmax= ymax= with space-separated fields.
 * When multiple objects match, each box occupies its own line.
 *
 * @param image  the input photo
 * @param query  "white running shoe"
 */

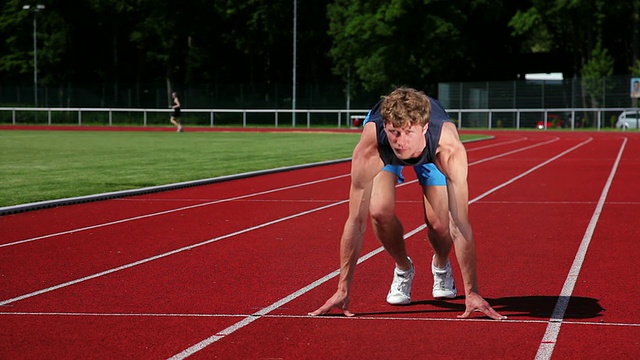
xmin=386 ymin=258 xmax=415 ymax=305
xmin=432 ymin=256 xmax=457 ymax=299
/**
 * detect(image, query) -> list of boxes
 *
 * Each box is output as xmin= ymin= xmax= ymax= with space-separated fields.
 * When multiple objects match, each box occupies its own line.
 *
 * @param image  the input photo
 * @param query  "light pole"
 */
xmin=292 ymin=0 xmax=297 ymax=127
xmin=23 ymin=4 xmax=45 ymax=108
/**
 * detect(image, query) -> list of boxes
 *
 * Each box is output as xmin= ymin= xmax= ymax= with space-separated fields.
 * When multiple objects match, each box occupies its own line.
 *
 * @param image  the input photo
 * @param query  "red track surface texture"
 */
xmin=2 ymin=130 xmax=640 ymax=359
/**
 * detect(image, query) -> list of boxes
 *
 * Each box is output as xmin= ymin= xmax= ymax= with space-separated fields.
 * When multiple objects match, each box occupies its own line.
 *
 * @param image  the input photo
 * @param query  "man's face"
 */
xmin=384 ymin=122 xmax=428 ymax=160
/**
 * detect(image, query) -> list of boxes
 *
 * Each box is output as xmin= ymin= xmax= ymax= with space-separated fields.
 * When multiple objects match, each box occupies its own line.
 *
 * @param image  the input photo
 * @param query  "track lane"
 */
xmin=2 ymin=131 xmax=639 ymax=359
xmin=0 ymin=133 xmax=562 ymax=301
xmin=166 ymin=134 xmax=608 ymax=358
xmin=549 ymin=134 xmax=640 ymax=359
xmin=0 ymin=169 xmax=354 ymax=299
xmin=0 ymin=165 xmax=351 ymax=244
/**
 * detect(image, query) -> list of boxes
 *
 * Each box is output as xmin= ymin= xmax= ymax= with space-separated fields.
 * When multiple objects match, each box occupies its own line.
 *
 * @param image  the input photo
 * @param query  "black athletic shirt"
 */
xmin=364 ymin=96 xmax=452 ymax=166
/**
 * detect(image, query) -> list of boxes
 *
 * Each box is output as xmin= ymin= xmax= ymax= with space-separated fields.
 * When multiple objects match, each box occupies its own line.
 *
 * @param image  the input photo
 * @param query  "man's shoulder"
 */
xmin=428 ymin=97 xmax=450 ymax=121
xmin=352 ymin=124 xmax=384 ymax=169
xmin=440 ymin=121 xmax=459 ymax=139
xmin=436 ymin=122 xmax=461 ymax=144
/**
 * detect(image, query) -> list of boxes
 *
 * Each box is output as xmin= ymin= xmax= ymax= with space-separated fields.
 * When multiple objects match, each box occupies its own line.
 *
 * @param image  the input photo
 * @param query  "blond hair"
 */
xmin=380 ymin=87 xmax=431 ymax=127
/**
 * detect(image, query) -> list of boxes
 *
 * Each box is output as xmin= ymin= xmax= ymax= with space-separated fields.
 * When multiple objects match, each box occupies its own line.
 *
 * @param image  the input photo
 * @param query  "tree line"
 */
xmin=1 ymin=0 xmax=639 ymax=106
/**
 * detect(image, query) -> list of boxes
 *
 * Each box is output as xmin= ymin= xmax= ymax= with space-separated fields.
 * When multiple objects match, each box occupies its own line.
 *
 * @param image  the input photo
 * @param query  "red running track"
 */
xmin=1 ymin=130 xmax=639 ymax=359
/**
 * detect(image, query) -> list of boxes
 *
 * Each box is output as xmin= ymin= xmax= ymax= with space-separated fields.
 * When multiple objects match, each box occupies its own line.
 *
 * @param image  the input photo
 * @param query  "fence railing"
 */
xmin=0 ymin=107 xmax=370 ymax=129
xmin=1 ymin=106 xmax=639 ymax=131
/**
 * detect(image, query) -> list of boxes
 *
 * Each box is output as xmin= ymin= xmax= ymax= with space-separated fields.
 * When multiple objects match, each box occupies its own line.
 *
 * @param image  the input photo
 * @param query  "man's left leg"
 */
xmin=415 ymin=164 xmax=457 ymax=299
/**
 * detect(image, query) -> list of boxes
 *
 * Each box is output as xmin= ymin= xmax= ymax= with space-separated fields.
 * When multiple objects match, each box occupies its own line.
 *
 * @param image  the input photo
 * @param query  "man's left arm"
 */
xmin=436 ymin=123 xmax=507 ymax=320
xmin=435 ymin=123 xmax=476 ymax=294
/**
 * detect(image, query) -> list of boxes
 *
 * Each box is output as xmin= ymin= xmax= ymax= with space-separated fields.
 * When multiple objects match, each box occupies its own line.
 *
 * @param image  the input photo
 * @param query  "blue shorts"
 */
xmin=383 ymin=163 xmax=446 ymax=186
xmin=364 ymin=109 xmax=445 ymax=186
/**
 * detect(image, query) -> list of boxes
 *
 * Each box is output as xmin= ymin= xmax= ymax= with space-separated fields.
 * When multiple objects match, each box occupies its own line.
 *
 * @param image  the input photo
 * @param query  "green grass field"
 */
xmin=0 ymin=129 xmax=487 ymax=207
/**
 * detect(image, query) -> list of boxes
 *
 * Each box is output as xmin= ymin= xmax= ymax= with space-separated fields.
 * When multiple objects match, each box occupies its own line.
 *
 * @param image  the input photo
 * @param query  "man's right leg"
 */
xmin=370 ymin=169 xmax=411 ymax=270
xmin=370 ymin=169 xmax=414 ymax=305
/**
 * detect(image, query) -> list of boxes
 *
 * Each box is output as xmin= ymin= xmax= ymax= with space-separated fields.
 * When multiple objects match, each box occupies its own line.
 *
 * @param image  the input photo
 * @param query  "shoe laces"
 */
xmin=391 ymin=268 xmax=413 ymax=292
xmin=433 ymin=264 xmax=452 ymax=290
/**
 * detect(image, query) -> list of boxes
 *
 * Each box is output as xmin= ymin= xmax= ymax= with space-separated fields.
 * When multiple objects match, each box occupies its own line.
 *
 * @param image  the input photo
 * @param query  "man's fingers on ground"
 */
xmin=308 ymin=306 xmax=329 ymax=316
xmin=343 ymin=309 xmax=355 ymax=317
xmin=457 ymin=311 xmax=471 ymax=319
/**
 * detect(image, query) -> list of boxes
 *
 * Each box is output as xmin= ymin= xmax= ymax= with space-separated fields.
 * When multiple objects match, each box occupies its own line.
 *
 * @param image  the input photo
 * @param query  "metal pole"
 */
xmin=33 ymin=13 xmax=37 ymax=107
xmin=292 ymin=0 xmax=297 ymax=127
xmin=23 ymin=4 xmax=44 ymax=108
xmin=346 ymin=67 xmax=350 ymax=127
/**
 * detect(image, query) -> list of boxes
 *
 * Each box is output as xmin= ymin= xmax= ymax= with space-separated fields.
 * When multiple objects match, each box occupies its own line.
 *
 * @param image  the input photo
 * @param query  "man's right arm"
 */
xmin=336 ymin=123 xmax=382 ymax=291
xmin=308 ymin=123 xmax=382 ymax=316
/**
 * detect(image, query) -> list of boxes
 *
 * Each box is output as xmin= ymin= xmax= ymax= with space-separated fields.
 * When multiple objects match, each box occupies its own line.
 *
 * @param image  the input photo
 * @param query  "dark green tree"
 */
xmin=326 ymin=0 xmax=521 ymax=98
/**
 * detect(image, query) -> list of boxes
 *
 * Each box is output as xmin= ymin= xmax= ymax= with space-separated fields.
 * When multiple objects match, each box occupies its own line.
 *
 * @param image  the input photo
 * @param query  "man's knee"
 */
xmin=370 ymin=205 xmax=395 ymax=225
xmin=427 ymin=216 xmax=450 ymax=239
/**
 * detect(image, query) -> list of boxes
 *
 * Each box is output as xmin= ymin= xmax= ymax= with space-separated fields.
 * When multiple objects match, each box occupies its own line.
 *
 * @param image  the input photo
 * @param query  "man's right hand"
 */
xmin=308 ymin=289 xmax=355 ymax=317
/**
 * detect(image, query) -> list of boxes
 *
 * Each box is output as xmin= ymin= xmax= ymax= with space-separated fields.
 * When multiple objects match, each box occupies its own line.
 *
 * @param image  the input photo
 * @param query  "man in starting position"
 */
xmin=309 ymin=87 xmax=505 ymax=320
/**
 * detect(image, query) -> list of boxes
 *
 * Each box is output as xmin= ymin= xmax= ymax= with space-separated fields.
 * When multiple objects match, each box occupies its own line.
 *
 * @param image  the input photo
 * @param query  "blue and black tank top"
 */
xmin=363 ymin=96 xmax=452 ymax=166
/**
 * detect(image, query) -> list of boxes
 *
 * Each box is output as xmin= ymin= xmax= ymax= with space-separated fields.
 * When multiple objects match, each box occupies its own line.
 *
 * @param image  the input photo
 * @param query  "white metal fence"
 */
xmin=1 ymin=106 xmax=639 ymax=130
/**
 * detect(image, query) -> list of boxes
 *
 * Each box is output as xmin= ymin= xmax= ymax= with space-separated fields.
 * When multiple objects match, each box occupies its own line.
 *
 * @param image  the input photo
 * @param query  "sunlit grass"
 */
xmin=0 ymin=129 xmax=487 ymax=207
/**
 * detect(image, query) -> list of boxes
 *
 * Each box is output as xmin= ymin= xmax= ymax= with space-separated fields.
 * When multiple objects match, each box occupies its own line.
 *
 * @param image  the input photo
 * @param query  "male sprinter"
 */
xmin=309 ymin=87 xmax=505 ymax=320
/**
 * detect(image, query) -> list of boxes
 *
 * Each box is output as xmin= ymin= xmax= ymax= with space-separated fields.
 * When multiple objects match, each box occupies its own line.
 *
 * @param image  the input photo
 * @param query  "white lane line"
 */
xmin=165 ymin=225 xmax=423 ymax=360
xmin=1 ymin=174 xmax=349 ymax=248
xmin=471 ymin=138 xmax=592 ymax=203
xmin=0 ymin=168 xmax=418 ymax=305
xmin=0 ymin=201 xmax=349 ymax=307
xmin=2 ymin=311 xmax=639 ymax=328
xmin=0 ymin=135 xmax=590 ymax=356
xmin=466 ymin=136 xmax=529 ymax=152
xmin=268 ymin=315 xmax=640 ymax=328
xmin=534 ymin=137 xmax=627 ymax=360
xmin=167 ymin=138 xmax=593 ymax=360
xmin=2 ymin=135 xmax=553 ymax=249
xmin=1 ymin=135 xmax=555 ymax=249
xmin=0 ymin=169 xmax=420 ymax=307
xmin=469 ymin=137 xmax=560 ymax=165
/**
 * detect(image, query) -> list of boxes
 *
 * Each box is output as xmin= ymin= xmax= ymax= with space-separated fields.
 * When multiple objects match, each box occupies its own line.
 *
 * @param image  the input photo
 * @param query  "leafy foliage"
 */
xmin=581 ymin=41 xmax=615 ymax=106
xmin=0 ymin=0 xmax=638 ymax=100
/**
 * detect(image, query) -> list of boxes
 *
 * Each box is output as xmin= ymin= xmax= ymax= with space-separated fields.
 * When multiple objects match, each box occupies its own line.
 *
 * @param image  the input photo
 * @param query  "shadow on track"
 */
xmin=354 ymin=295 xmax=604 ymax=320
